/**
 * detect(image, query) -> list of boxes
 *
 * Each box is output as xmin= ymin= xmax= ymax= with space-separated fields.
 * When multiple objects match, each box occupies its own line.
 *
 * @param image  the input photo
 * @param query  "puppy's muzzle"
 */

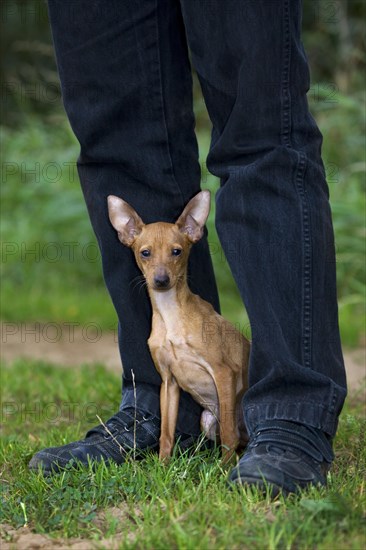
xmin=153 ymin=269 xmax=171 ymax=290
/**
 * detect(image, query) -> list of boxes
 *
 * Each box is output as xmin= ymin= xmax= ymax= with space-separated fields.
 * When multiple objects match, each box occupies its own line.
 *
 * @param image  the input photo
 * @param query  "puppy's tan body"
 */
xmin=108 ymin=191 xmax=250 ymax=461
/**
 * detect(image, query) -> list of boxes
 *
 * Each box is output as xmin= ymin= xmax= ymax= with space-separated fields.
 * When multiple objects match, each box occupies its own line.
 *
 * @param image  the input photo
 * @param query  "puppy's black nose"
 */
xmin=154 ymin=274 xmax=170 ymax=289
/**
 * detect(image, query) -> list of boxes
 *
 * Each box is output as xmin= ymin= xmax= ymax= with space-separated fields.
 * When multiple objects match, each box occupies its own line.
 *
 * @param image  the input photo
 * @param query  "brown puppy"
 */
xmin=108 ymin=190 xmax=250 ymax=462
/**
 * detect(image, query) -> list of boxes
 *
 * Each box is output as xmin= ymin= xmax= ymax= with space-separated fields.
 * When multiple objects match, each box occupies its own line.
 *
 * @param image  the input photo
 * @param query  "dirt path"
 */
xmin=1 ymin=322 xmax=121 ymax=374
xmin=1 ymin=509 xmax=135 ymax=549
xmin=1 ymin=323 xmax=364 ymax=392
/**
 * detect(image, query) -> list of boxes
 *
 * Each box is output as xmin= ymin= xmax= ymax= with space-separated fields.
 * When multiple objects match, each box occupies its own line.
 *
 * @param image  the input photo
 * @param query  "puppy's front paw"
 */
xmin=159 ymin=438 xmax=173 ymax=462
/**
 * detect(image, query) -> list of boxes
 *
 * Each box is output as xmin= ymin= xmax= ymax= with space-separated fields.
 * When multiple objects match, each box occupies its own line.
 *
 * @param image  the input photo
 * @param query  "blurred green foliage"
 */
xmin=1 ymin=0 xmax=365 ymax=346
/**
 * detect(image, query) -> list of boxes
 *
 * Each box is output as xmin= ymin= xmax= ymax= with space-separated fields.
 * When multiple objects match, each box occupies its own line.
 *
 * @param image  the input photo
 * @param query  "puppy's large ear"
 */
xmin=176 ymin=190 xmax=211 ymax=243
xmin=107 ymin=195 xmax=144 ymax=246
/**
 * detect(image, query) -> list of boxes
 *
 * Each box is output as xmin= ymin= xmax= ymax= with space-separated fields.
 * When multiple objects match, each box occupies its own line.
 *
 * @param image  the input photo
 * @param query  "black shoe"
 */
xmin=229 ymin=420 xmax=334 ymax=496
xmin=29 ymin=408 xmax=198 ymax=474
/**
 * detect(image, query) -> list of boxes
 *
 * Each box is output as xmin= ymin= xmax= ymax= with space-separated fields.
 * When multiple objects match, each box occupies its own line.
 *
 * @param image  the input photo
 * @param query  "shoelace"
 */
xmin=85 ymin=408 xmax=155 ymax=439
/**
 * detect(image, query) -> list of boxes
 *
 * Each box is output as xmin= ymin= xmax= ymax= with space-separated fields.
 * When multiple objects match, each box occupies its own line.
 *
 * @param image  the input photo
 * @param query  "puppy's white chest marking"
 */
xmin=152 ymin=289 xmax=185 ymax=343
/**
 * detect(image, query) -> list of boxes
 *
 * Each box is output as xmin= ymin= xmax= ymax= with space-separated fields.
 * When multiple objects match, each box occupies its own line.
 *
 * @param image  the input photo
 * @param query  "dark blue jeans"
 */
xmin=47 ymin=0 xmax=346 ymax=439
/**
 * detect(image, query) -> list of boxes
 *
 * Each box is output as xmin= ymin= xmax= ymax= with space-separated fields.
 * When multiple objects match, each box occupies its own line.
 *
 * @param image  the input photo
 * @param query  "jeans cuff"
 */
xmin=244 ymin=401 xmax=341 ymax=438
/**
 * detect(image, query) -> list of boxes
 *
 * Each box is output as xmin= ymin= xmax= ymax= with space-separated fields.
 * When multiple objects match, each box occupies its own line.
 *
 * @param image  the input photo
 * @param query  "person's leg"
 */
xmin=30 ymin=0 xmax=220 ymax=472
xmin=180 ymin=0 xmax=347 ymax=492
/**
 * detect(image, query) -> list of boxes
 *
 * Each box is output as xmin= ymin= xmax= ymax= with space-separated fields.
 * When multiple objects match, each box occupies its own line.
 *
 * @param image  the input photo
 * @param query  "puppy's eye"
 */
xmin=172 ymin=248 xmax=182 ymax=256
xmin=141 ymin=249 xmax=151 ymax=258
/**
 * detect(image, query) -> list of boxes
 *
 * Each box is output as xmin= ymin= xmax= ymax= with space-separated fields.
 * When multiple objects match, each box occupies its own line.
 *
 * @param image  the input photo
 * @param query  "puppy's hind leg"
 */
xmin=200 ymin=409 xmax=219 ymax=442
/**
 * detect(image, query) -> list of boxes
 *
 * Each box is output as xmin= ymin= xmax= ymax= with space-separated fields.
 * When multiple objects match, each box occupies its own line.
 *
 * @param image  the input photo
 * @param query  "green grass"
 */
xmin=1 ymin=359 xmax=365 ymax=549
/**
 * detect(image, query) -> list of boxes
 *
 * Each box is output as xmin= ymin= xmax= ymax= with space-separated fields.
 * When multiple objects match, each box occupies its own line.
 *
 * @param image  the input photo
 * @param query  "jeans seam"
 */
xmin=281 ymin=0 xmax=291 ymax=147
xmin=153 ymin=0 xmax=186 ymax=209
xmin=295 ymin=152 xmax=312 ymax=368
xmin=282 ymin=0 xmax=312 ymax=368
